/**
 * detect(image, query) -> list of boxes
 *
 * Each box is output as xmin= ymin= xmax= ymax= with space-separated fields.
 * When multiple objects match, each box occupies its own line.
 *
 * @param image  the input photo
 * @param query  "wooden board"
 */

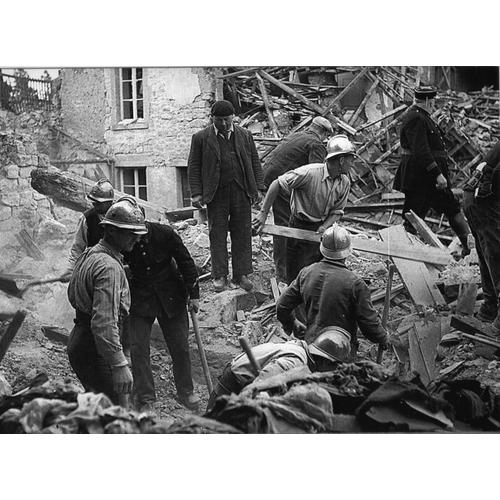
xmin=405 ymin=210 xmax=448 ymax=251
xmin=408 ymin=318 xmax=442 ymax=385
xmin=262 ymin=224 xmax=452 ymax=267
xmin=378 ymin=225 xmax=446 ymax=306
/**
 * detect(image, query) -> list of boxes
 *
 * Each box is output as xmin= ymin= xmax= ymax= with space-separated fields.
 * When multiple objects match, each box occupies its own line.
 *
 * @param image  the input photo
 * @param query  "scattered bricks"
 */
xmin=0 ymin=205 xmax=12 ymax=221
xmin=194 ymin=232 xmax=210 ymax=249
xmin=5 ymin=165 xmax=19 ymax=179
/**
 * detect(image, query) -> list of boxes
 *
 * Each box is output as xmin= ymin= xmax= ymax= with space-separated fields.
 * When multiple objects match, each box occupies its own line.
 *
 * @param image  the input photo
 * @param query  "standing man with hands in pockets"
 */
xmin=188 ymin=100 xmax=265 ymax=293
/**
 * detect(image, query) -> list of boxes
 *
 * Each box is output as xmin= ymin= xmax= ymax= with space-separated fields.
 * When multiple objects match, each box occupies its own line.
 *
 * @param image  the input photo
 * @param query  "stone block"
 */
xmin=0 ymin=179 xmax=17 ymax=193
xmin=193 ymin=232 xmax=210 ymax=249
xmin=5 ymin=165 xmax=19 ymax=179
xmin=17 ymin=154 xmax=31 ymax=167
xmin=19 ymin=166 xmax=33 ymax=178
xmin=37 ymin=217 xmax=67 ymax=245
xmin=0 ymin=205 xmax=12 ymax=221
xmin=199 ymin=289 xmax=257 ymax=325
xmin=0 ymin=192 xmax=20 ymax=207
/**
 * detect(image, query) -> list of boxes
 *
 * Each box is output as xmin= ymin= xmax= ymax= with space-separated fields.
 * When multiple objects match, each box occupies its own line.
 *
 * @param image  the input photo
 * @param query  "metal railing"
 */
xmin=0 ymin=72 xmax=53 ymax=113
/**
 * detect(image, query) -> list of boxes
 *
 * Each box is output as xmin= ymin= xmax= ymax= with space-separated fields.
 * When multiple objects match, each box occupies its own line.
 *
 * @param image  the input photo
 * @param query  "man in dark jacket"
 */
xmin=394 ymin=86 xmax=470 ymax=255
xmin=276 ymin=224 xmax=388 ymax=356
xmin=124 ymin=221 xmax=200 ymax=411
xmin=188 ymin=100 xmax=265 ymax=293
xmin=263 ymin=116 xmax=333 ymax=282
xmin=463 ymin=141 xmax=500 ymax=334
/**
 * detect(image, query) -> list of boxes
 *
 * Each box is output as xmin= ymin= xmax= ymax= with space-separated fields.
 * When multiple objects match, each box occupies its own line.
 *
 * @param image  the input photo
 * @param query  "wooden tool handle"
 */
xmin=190 ymin=310 xmax=214 ymax=394
xmin=238 ymin=336 xmax=261 ymax=377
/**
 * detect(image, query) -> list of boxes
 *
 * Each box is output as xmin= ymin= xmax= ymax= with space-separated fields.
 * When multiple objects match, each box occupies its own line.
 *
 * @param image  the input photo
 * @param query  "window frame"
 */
xmin=117 ymin=166 xmax=148 ymax=201
xmin=111 ymin=68 xmax=149 ymax=130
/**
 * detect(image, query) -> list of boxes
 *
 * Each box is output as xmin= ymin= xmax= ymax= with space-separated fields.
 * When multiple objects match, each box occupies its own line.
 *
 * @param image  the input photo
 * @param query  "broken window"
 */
xmin=119 ymin=68 xmax=144 ymax=121
xmin=118 ymin=167 xmax=148 ymax=200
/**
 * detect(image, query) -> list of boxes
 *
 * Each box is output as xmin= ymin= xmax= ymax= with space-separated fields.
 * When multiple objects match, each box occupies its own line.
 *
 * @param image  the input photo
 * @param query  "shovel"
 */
xmin=0 ymin=274 xmax=64 ymax=299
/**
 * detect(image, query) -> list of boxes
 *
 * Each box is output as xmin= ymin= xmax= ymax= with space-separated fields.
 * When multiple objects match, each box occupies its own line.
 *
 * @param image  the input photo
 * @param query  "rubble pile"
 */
xmin=223 ymin=66 xmax=499 ymax=239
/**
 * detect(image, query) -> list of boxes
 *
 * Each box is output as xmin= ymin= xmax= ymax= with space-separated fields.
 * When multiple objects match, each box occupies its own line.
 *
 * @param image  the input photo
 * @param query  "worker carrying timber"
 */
xmin=60 ymin=178 xmax=115 ymax=282
xmin=253 ymin=134 xmax=354 ymax=284
xmin=67 ymin=196 xmax=147 ymax=404
xmin=276 ymin=224 xmax=389 ymax=357
xmin=206 ymin=326 xmax=350 ymax=411
xmin=188 ymin=99 xmax=265 ymax=293
xmin=262 ymin=116 xmax=333 ymax=283
xmin=394 ymin=85 xmax=470 ymax=256
xmin=463 ymin=141 xmax=500 ymax=334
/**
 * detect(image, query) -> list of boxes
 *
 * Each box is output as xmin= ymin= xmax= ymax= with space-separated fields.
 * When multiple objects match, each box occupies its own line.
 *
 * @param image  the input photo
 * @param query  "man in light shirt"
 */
xmin=253 ymin=134 xmax=355 ymax=283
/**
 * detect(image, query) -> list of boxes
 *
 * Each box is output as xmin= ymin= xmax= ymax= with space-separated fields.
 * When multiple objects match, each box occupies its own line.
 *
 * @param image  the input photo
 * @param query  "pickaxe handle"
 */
xmin=190 ymin=310 xmax=214 ymax=394
xmin=377 ymin=263 xmax=396 ymax=364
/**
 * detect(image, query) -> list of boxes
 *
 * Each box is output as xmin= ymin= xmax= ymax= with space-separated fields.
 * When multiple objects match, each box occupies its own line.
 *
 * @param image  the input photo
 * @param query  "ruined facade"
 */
xmin=59 ymin=68 xmax=223 ymax=209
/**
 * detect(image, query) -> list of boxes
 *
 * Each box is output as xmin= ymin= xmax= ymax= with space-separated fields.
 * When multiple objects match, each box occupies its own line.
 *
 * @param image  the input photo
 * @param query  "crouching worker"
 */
xmin=276 ymin=224 xmax=388 ymax=357
xmin=67 ymin=197 xmax=147 ymax=405
xmin=206 ymin=327 xmax=350 ymax=412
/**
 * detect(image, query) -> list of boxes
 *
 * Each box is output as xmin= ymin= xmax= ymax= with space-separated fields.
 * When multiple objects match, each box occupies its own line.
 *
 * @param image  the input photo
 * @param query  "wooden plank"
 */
xmin=217 ymin=67 xmax=261 ymax=79
xmin=322 ymin=67 xmax=370 ymax=112
xmin=408 ymin=319 xmax=442 ymax=385
xmin=378 ymin=225 xmax=446 ymax=306
xmin=255 ymin=72 xmax=281 ymax=139
xmin=15 ymin=230 xmax=45 ymax=261
xmin=348 ymin=77 xmax=379 ymax=126
xmin=371 ymin=283 xmax=405 ymax=303
xmin=236 ymin=310 xmax=246 ymax=322
xmin=357 ymin=105 xmax=406 ymax=132
xmin=270 ymin=277 xmax=281 ymax=303
xmin=0 ymin=310 xmax=27 ymax=364
xmin=405 ymin=210 xmax=448 ymax=251
xmin=381 ymin=192 xmax=405 ymax=201
xmin=262 ymin=224 xmax=452 ymax=266
xmin=451 ymin=315 xmax=499 ymax=339
xmin=259 ymin=70 xmax=357 ymax=135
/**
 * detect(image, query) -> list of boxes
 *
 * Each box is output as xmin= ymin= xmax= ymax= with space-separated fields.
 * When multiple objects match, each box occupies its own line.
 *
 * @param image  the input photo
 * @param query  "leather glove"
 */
xmin=111 ymin=365 xmax=133 ymax=395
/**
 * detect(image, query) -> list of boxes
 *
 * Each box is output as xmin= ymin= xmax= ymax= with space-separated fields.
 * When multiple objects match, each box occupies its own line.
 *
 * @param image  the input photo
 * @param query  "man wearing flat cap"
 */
xmin=262 ymin=116 xmax=333 ymax=283
xmin=394 ymin=85 xmax=470 ymax=255
xmin=188 ymin=99 xmax=265 ymax=292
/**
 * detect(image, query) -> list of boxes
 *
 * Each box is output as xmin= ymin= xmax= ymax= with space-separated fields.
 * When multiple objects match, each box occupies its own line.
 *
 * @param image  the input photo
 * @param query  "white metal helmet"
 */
xmin=309 ymin=326 xmax=352 ymax=363
xmin=325 ymin=134 xmax=356 ymax=160
xmin=320 ymin=224 xmax=351 ymax=260
xmin=99 ymin=196 xmax=147 ymax=234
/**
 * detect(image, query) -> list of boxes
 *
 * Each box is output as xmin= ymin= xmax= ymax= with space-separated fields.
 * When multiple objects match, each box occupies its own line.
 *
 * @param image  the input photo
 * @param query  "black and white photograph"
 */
xmin=1 ymin=2 xmax=499 ymax=499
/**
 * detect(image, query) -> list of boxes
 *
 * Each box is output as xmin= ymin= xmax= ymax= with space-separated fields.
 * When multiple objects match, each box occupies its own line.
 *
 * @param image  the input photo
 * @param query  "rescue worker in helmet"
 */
xmin=206 ymin=325 xmax=351 ymax=412
xmin=67 ymin=196 xmax=147 ymax=405
xmin=253 ymin=134 xmax=355 ymax=284
xmin=60 ymin=179 xmax=115 ymax=282
xmin=276 ymin=223 xmax=389 ymax=358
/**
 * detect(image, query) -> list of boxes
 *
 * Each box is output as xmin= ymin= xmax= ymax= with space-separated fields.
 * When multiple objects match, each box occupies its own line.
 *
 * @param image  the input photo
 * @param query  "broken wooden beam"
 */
xmin=450 ymin=315 xmax=500 ymax=341
xmin=261 ymin=224 xmax=452 ymax=266
xmin=405 ymin=210 xmax=449 ymax=251
xmin=259 ymin=70 xmax=357 ymax=135
xmin=0 ymin=310 xmax=27 ymax=364
xmin=30 ymin=167 xmax=168 ymax=221
xmin=371 ymin=283 xmax=405 ymax=303
xmin=322 ymin=67 xmax=370 ymax=113
xmin=255 ymin=72 xmax=281 ymax=139
xmin=15 ymin=230 xmax=45 ymax=261
xmin=348 ymin=77 xmax=379 ymax=126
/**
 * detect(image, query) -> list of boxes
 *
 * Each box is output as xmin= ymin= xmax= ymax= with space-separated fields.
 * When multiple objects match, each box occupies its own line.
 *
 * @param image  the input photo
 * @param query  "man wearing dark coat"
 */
xmin=188 ymin=100 xmax=265 ymax=293
xmin=124 ymin=221 xmax=200 ymax=411
xmin=394 ymin=86 xmax=470 ymax=256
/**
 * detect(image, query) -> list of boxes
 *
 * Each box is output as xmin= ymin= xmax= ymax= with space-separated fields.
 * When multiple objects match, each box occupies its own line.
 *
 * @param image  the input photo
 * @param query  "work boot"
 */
xmin=177 ymin=392 xmax=200 ymax=411
xmin=233 ymin=274 xmax=253 ymax=292
xmin=213 ymin=276 xmax=227 ymax=293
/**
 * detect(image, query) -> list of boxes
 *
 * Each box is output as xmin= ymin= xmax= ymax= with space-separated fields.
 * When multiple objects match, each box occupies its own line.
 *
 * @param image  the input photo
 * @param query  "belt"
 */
xmin=401 ymin=148 xmax=447 ymax=158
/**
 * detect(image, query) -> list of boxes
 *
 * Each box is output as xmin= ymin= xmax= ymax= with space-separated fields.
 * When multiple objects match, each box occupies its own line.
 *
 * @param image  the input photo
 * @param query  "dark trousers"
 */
xmin=67 ymin=311 xmax=118 ymax=404
xmin=206 ymin=181 xmax=252 ymax=279
xmin=272 ymin=192 xmax=291 ymax=283
xmin=464 ymin=192 xmax=500 ymax=317
xmin=206 ymin=363 xmax=243 ymax=413
xmin=129 ymin=308 xmax=193 ymax=405
xmin=286 ymin=216 xmax=322 ymax=284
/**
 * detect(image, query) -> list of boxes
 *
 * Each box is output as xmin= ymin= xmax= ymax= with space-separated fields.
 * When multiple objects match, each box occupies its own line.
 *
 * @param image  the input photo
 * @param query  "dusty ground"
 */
xmin=2 ymin=217 xmax=500 ymax=424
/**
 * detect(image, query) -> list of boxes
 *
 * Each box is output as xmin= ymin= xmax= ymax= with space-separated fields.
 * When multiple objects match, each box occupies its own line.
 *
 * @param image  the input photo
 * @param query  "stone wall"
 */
xmin=59 ymin=67 xmax=222 ymax=209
